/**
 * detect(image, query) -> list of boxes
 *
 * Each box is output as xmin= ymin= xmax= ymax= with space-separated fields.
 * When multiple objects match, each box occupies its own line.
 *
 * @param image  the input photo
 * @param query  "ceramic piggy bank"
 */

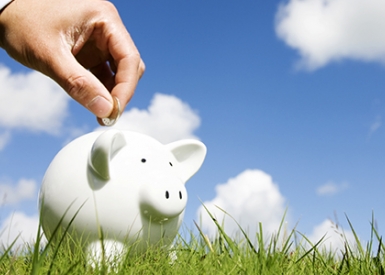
xmin=39 ymin=129 xmax=206 ymax=264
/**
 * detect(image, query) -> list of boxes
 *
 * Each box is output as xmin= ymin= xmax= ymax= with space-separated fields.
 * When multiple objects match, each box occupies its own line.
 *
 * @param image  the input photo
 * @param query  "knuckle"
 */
xmin=99 ymin=1 xmax=119 ymax=15
xmin=128 ymin=52 xmax=142 ymax=64
xmin=138 ymin=59 xmax=146 ymax=78
xmin=66 ymin=75 xmax=88 ymax=101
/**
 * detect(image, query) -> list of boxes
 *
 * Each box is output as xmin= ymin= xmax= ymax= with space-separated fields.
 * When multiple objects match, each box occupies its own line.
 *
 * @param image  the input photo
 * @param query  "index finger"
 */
xmin=107 ymin=23 xmax=145 ymax=112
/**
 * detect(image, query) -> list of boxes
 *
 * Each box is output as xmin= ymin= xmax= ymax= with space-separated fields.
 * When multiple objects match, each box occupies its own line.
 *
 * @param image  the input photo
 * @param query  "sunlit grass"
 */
xmin=0 ymin=211 xmax=384 ymax=274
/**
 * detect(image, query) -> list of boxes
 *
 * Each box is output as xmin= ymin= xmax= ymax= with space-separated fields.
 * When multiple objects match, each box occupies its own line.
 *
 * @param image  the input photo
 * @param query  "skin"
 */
xmin=0 ymin=0 xmax=145 ymax=124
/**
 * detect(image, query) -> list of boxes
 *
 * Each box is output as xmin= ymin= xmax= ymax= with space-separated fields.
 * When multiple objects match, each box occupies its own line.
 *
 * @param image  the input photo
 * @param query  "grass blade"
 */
xmin=200 ymin=203 xmax=237 ymax=253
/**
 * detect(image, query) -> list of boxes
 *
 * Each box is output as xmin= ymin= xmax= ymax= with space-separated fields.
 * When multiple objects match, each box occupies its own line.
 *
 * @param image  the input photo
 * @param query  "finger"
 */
xmin=107 ymin=26 xmax=145 ymax=111
xmin=96 ymin=95 xmax=120 ymax=126
xmin=48 ymin=50 xmax=114 ymax=118
xmin=112 ymin=54 xmax=141 ymax=111
xmin=138 ymin=59 xmax=145 ymax=80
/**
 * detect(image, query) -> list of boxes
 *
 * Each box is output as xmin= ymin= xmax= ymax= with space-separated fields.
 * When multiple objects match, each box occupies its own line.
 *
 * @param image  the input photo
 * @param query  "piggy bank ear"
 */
xmin=89 ymin=130 xmax=126 ymax=180
xmin=166 ymin=140 xmax=207 ymax=182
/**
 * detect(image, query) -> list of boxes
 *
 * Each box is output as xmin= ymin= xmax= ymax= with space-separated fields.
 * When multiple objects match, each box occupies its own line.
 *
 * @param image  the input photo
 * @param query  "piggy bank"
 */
xmin=39 ymin=129 xmax=206 ymax=264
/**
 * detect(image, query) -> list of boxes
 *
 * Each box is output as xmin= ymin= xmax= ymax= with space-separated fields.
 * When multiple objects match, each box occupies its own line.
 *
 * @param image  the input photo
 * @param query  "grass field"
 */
xmin=1 ymin=212 xmax=384 ymax=274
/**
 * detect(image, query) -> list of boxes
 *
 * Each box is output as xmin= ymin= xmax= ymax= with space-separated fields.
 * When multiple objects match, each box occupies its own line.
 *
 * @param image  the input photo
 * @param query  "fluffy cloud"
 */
xmin=62 ymin=125 xmax=89 ymax=147
xmin=275 ymin=0 xmax=385 ymax=70
xmin=316 ymin=181 xmax=349 ymax=196
xmin=95 ymin=93 xmax=201 ymax=144
xmin=0 ymin=65 xmax=69 ymax=134
xmin=306 ymin=219 xmax=356 ymax=253
xmin=196 ymin=169 xmax=287 ymax=241
xmin=0 ymin=212 xmax=40 ymax=249
xmin=0 ymin=179 xmax=37 ymax=205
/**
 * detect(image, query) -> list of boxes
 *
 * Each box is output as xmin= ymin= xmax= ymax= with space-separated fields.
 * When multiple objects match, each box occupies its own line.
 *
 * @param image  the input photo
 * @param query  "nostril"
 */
xmin=165 ymin=191 xmax=169 ymax=199
xmin=179 ymin=191 xmax=182 ymax=199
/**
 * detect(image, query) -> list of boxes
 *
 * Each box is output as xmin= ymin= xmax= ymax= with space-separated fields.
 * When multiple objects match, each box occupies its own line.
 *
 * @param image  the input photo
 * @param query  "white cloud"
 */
xmin=62 ymin=125 xmax=89 ymax=146
xmin=0 ymin=179 xmax=37 ymax=205
xmin=316 ymin=181 xmax=349 ymax=196
xmin=196 ymin=169 xmax=287 ymax=242
xmin=95 ymin=93 xmax=201 ymax=144
xmin=0 ymin=131 xmax=11 ymax=151
xmin=275 ymin=0 xmax=385 ymax=70
xmin=0 ymin=65 xmax=69 ymax=134
xmin=306 ymin=219 xmax=356 ymax=253
xmin=0 ymin=211 xmax=41 ymax=249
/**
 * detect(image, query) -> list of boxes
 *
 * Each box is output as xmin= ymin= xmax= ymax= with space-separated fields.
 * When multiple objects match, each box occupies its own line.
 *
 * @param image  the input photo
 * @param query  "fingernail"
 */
xmin=100 ymin=97 xmax=121 ymax=126
xmin=87 ymin=96 xmax=113 ymax=117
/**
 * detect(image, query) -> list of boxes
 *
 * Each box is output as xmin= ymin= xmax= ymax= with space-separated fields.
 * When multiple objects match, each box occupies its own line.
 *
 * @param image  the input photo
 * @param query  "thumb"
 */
xmin=47 ymin=52 xmax=114 ymax=118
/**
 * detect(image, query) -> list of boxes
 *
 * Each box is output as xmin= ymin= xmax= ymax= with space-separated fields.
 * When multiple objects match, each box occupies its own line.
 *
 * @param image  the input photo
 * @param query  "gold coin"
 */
xmin=97 ymin=96 xmax=121 ymax=126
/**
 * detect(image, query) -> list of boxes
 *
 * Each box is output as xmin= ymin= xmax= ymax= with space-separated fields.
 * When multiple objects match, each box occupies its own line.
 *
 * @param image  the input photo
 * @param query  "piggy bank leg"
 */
xmin=86 ymin=240 xmax=125 ymax=271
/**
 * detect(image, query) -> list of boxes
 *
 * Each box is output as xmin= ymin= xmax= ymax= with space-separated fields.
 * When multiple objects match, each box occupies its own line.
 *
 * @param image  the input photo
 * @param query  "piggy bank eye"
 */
xmin=169 ymin=162 xmax=173 ymax=167
xmin=141 ymin=158 xmax=146 ymax=163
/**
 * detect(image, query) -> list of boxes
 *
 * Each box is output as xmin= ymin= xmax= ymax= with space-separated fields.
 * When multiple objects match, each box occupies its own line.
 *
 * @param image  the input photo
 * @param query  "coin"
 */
xmin=97 ymin=96 xmax=121 ymax=126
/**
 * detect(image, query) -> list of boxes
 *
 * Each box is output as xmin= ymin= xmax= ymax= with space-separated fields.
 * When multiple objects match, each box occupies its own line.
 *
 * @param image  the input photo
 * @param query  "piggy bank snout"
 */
xmin=139 ymin=183 xmax=187 ymax=222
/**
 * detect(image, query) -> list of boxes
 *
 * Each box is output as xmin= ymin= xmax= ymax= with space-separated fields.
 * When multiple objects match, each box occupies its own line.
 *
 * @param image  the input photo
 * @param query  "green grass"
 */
xmin=1 ymin=212 xmax=384 ymax=274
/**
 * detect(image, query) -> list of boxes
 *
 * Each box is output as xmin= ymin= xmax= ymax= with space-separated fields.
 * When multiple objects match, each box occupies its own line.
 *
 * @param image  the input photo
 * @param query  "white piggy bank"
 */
xmin=39 ymin=129 xmax=206 ymax=264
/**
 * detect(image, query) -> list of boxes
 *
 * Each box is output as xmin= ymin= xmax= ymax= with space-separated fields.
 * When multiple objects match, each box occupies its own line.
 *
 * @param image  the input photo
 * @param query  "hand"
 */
xmin=0 ymin=0 xmax=145 ymax=124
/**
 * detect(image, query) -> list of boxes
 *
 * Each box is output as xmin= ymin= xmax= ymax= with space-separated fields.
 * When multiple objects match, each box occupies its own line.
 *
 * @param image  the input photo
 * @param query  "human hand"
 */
xmin=0 ymin=0 xmax=145 ymax=125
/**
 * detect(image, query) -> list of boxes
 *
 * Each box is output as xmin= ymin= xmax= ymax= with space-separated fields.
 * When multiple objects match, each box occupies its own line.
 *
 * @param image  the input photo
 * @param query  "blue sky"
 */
xmin=1 ymin=0 xmax=385 ymax=250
